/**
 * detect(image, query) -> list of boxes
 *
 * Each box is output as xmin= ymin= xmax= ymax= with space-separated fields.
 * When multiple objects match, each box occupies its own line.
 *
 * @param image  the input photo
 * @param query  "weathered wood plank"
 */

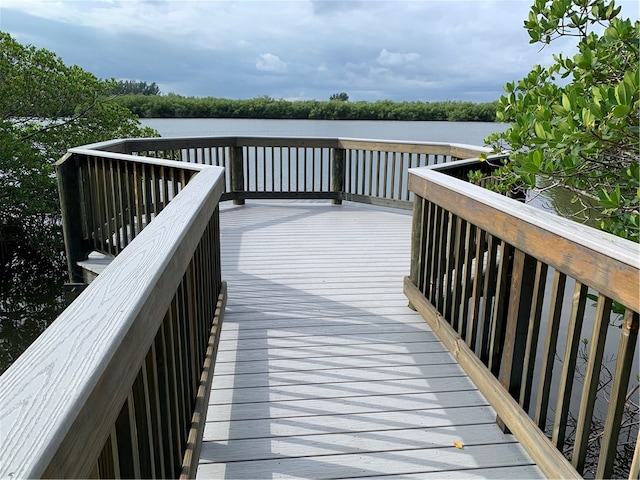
xmin=206 ymin=389 xmax=488 ymax=422
xmin=213 ymin=351 xmax=455 ymax=375
xmin=198 ymin=443 xmax=536 ymax=479
xmin=200 ymin=423 xmax=514 ymax=463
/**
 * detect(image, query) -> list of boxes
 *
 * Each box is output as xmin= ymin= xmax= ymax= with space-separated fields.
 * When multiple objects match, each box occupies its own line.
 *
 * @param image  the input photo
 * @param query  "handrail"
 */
xmin=99 ymin=135 xmax=490 ymax=209
xmin=0 ymin=155 xmax=227 ymax=478
xmin=405 ymin=166 xmax=639 ymax=479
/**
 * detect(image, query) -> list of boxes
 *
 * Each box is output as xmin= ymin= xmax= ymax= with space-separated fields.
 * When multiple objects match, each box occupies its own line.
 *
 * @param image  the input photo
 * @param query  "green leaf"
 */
xmin=612 ymin=104 xmax=630 ymax=117
xmin=615 ymin=82 xmax=631 ymax=105
xmin=534 ymin=122 xmax=548 ymax=139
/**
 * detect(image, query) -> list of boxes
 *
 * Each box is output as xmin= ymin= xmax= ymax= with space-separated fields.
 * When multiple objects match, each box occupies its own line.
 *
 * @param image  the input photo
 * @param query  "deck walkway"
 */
xmin=197 ymin=201 xmax=544 ymax=479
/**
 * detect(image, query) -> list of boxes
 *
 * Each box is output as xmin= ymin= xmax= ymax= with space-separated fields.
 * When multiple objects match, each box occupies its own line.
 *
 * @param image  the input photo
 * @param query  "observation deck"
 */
xmin=0 ymin=135 xmax=636 ymax=480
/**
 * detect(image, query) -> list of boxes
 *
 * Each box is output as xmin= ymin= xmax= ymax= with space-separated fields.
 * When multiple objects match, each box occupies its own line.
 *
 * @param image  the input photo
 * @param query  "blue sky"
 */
xmin=2 ymin=0 xmax=637 ymax=102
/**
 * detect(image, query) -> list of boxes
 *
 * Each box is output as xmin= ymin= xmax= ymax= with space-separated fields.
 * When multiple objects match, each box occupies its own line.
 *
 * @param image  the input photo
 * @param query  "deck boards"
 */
xmin=197 ymin=201 xmax=544 ymax=479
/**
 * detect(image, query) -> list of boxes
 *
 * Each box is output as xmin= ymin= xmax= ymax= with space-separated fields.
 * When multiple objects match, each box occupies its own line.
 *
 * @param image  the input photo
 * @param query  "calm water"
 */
xmin=140 ymin=118 xmax=508 ymax=146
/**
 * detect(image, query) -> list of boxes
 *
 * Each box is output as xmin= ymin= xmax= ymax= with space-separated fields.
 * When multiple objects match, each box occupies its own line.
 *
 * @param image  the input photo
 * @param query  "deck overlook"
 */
xmin=198 ymin=201 xmax=544 ymax=478
xmin=0 ymin=135 xmax=636 ymax=479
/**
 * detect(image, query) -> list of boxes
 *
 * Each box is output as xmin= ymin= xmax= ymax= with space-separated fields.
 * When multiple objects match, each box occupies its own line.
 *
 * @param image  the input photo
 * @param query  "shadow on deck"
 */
xmin=197 ymin=202 xmax=544 ymax=479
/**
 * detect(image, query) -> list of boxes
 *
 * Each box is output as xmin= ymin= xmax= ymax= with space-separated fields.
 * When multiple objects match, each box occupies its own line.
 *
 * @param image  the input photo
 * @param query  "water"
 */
xmin=140 ymin=118 xmax=508 ymax=146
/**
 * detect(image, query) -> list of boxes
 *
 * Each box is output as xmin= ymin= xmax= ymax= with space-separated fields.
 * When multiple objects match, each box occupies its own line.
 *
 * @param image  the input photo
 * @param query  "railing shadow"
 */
xmin=196 ymin=201 xmax=540 ymax=478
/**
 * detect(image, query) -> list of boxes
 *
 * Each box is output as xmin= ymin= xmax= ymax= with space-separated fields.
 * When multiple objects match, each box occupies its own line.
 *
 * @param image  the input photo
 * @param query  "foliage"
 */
xmin=113 ymin=94 xmax=498 ymax=122
xmin=109 ymin=79 xmax=160 ymax=96
xmin=482 ymin=0 xmax=639 ymax=241
xmin=561 ymin=339 xmax=639 ymax=478
xmin=329 ymin=92 xmax=349 ymax=102
xmin=0 ymin=32 xmax=158 ymax=266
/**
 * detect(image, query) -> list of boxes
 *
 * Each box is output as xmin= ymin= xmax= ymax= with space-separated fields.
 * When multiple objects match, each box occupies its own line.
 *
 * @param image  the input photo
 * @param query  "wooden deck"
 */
xmin=197 ymin=201 xmax=545 ymax=479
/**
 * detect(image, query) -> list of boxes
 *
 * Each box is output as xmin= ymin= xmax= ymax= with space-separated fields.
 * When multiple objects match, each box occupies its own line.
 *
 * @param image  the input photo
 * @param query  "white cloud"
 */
xmin=256 ymin=53 xmax=287 ymax=73
xmin=376 ymin=49 xmax=421 ymax=67
xmin=2 ymin=0 xmax=637 ymax=102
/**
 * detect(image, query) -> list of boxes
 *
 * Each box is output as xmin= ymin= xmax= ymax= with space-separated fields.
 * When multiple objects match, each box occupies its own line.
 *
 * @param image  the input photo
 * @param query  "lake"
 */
xmin=140 ymin=117 xmax=508 ymax=147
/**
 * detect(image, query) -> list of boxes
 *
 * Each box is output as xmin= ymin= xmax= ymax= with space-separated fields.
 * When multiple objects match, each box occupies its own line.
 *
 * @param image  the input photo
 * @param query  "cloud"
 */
xmin=2 ymin=0 xmax=637 ymax=102
xmin=256 ymin=53 xmax=287 ymax=73
xmin=311 ymin=0 xmax=365 ymax=16
xmin=376 ymin=49 xmax=421 ymax=67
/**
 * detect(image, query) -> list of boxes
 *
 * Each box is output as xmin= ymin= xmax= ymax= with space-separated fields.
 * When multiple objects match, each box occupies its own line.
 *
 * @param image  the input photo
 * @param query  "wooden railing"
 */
xmin=100 ymin=136 xmax=487 ymax=209
xmin=3 ymin=134 xmax=636 ymax=479
xmin=0 ymin=136 xmax=485 ymax=479
xmin=0 ymin=150 xmax=227 ymax=478
xmin=405 ymin=166 xmax=639 ymax=479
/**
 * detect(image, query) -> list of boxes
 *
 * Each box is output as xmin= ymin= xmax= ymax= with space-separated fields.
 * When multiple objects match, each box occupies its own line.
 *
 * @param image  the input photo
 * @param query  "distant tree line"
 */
xmin=112 ymin=93 xmax=498 ymax=122
xmin=109 ymin=80 xmax=161 ymax=96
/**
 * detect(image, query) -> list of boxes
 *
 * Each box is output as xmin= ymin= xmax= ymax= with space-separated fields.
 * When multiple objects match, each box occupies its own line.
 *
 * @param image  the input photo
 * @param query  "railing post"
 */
xmin=230 ymin=146 xmax=245 ymax=205
xmin=56 ymin=153 xmax=89 ymax=283
xmin=331 ymin=147 xmax=345 ymax=205
xmin=408 ymin=194 xmax=424 ymax=311
xmin=497 ymin=249 xmax=536 ymax=432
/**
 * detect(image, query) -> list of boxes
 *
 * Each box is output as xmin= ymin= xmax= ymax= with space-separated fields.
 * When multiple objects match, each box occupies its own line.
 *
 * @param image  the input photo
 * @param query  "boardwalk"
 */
xmin=197 ymin=201 xmax=544 ymax=479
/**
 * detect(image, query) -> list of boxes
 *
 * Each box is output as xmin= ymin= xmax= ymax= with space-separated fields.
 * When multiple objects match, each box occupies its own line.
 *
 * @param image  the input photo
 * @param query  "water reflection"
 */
xmin=527 ymin=181 xmax=600 ymax=228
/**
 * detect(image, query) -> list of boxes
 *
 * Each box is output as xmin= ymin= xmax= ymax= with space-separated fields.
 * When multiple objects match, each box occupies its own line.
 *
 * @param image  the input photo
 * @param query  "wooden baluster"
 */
xmin=478 ymin=236 xmax=499 ymax=364
xmin=466 ymin=226 xmax=486 ymax=352
xmin=422 ymin=201 xmax=437 ymax=299
xmin=535 ymin=270 xmax=566 ymax=431
xmin=230 ymin=145 xmax=245 ymax=205
xmin=497 ymin=250 xmax=536 ymax=431
xmin=132 ymin=367 xmax=154 ymax=478
xmin=157 ymin=319 xmax=179 ymax=476
xmin=519 ymin=260 xmax=548 ymax=412
xmin=441 ymin=213 xmax=458 ymax=323
xmin=331 ymin=147 xmax=345 ymax=205
xmin=165 ymin=305 xmax=186 ymax=468
xmin=488 ymin=241 xmax=513 ymax=376
xmin=457 ymin=220 xmax=474 ymax=339
xmin=146 ymin=342 xmax=166 ymax=478
xmin=432 ymin=207 xmax=448 ymax=311
xmin=573 ymin=295 xmax=613 ymax=473
xmin=57 ymin=154 xmax=90 ymax=283
xmin=596 ymin=309 xmax=638 ymax=479
xmin=450 ymin=216 xmax=466 ymax=333
xmin=409 ymin=195 xmax=425 ymax=294
xmin=552 ymin=282 xmax=588 ymax=449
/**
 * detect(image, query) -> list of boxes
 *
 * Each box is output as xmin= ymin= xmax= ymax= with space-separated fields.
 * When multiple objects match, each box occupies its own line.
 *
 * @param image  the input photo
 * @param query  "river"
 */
xmin=140 ymin=117 xmax=508 ymax=146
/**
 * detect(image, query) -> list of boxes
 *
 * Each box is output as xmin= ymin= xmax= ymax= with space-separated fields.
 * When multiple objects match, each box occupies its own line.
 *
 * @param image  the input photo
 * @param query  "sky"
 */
xmin=1 ymin=0 xmax=637 ymax=103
